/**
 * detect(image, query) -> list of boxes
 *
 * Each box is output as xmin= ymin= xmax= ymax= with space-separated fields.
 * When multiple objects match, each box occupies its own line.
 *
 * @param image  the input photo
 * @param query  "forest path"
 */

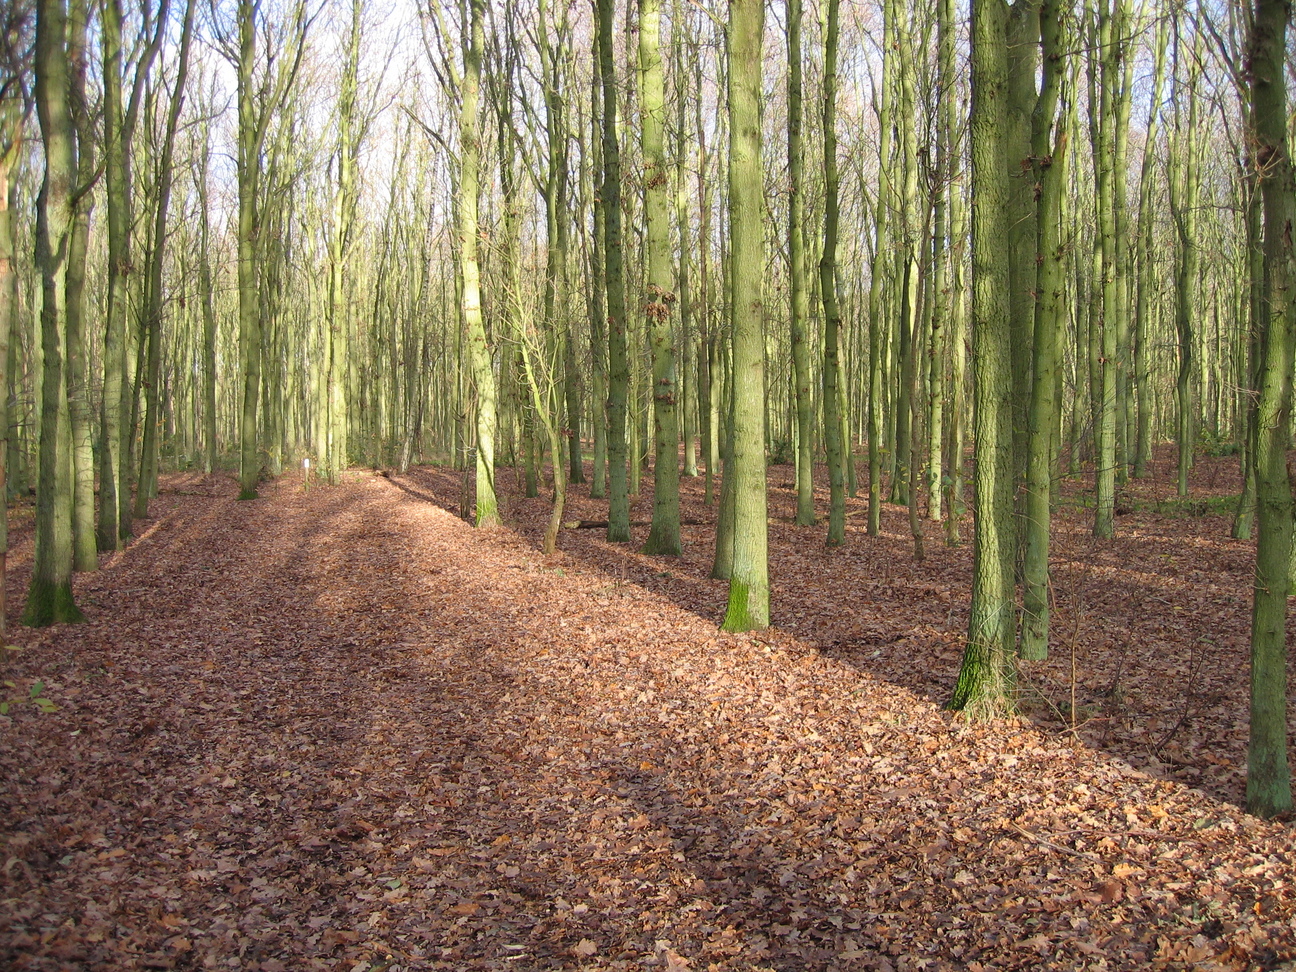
xmin=0 ymin=469 xmax=1292 ymax=971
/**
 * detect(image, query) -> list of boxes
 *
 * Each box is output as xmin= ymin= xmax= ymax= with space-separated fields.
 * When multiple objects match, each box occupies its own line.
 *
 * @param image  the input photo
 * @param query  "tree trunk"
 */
xmin=866 ymin=0 xmax=893 ymax=539
xmin=598 ymin=0 xmax=631 ymax=543
xmin=951 ymin=0 xmax=1015 ymax=717
xmin=721 ymin=0 xmax=768 ymax=631
xmin=458 ymin=0 xmax=499 ymax=526
xmin=1169 ymin=24 xmax=1201 ymax=500
xmin=64 ymin=0 xmax=95 ymax=571
xmin=135 ymin=0 xmax=194 ymax=519
xmin=786 ymin=0 xmax=814 ymax=527
xmin=586 ymin=43 xmax=608 ymax=499
xmin=820 ymin=0 xmax=846 ymax=547
xmin=1133 ymin=14 xmax=1169 ymax=481
xmin=236 ymin=0 xmax=262 ymax=499
xmin=0 ymin=98 xmax=22 ymax=629
xmin=26 ymin=0 xmax=84 ymax=626
xmin=1019 ymin=0 xmax=1066 ymax=661
xmin=640 ymin=0 xmax=681 ymax=556
xmin=1087 ymin=3 xmax=1118 ymax=539
xmin=1245 ymin=0 xmax=1293 ymax=819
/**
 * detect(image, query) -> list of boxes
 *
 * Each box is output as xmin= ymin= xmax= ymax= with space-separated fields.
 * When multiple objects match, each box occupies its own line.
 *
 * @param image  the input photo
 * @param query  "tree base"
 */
xmin=721 ymin=579 xmax=768 ymax=632
xmin=641 ymin=529 xmax=681 ymax=557
xmin=1246 ymin=780 xmax=1293 ymax=820
xmin=23 ymin=577 xmax=85 ymax=627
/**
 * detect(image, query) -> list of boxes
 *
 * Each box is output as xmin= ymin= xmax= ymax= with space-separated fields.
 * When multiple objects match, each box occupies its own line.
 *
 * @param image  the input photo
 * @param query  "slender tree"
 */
xmin=821 ymin=0 xmax=846 ymax=547
xmin=100 ymin=0 xmax=166 ymax=545
xmin=786 ymin=0 xmax=813 ymax=527
xmin=865 ymin=0 xmax=894 ymax=538
xmin=25 ymin=0 xmax=83 ymax=625
xmin=0 ymin=1 xmax=31 ymax=631
xmin=224 ymin=0 xmax=309 ymax=500
xmin=195 ymin=79 xmax=218 ymax=474
xmin=951 ymin=0 xmax=1015 ymax=715
xmin=927 ymin=0 xmax=957 ymax=523
xmin=586 ymin=37 xmax=609 ymax=499
xmin=721 ymin=0 xmax=768 ymax=631
xmin=63 ymin=0 xmax=95 ymax=571
xmin=320 ymin=0 xmax=366 ymax=484
xmin=1245 ymin=0 xmax=1294 ymax=819
xmin=1019 ymin=0 xmax=1067 ymax=660
xmin=454 ymin=0 xmax=499 ymax=525
xmin=1132 ymin=13 xmax=1169 ymax=480
xmin=1087 ymin=0 xmax=1119 ymax=539
xmin=1168 ymin=18 xmax=1202 ymax=499
xmin=134 ymin=0 xmax=195 ymax=518
xmin=598 ymin=0 xmax=631 ymax=542
xmin=640 ymin=0 xmax=681 ymax=555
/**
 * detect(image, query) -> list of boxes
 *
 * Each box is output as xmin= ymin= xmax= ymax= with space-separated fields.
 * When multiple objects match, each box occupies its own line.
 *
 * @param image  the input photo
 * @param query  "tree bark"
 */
xmin=26 ymin=0 xmax=83 ymax=625
xmin=598 ymin=0 xmax=631 ymax=542
xmin=1245 ymin=0 xmax=1294 ymax=819
xmin=951 ymin=0 xmax=1015 ymax=716
xmin=721 ymin=0 xmax=768 ymax=631
xmin=640 ymin=0 xmax=681 ymax=555
xmin=1019 ymin=0 xmax=1067 ymax=661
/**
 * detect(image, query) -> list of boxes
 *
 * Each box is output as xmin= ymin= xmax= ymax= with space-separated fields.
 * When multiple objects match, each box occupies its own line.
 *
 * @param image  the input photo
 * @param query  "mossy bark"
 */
xmin=597 ymin=0 xmax=631 ymax=543
xmin=786 ymin=0 xmax=814 ymax=528
xmin=1019 ymin=0 xmax=1067 ymax=661
xmin=1246 ymin=0 xmax=1294 ymax=820
xmin=950 ymin=0 xmax=1016 ymax=716
xmin=27 ymin=0 xmax=83 ymax=627
xmin=640 ymin=0 xmax=681 ymax=557
xmin=821 ymin=0 xmax=845 ymax=548
xmin=721 ymin=0 xmax=768 ymax=632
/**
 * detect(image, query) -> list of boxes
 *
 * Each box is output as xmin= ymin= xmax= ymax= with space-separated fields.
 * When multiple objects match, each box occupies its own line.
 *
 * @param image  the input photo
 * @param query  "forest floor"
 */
xmin=1 ymin=448 xmax=1294 ymax=971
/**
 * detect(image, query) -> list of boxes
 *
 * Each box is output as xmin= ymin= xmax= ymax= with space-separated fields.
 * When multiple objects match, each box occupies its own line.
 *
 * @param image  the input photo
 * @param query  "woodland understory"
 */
xmin=1 ymin=448 xmax=1294 ymax=971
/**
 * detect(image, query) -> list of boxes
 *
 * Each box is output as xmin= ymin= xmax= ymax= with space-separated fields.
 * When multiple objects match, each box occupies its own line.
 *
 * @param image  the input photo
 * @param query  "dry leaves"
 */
xmin=0 ymin=453 xmax=1292 ymax=970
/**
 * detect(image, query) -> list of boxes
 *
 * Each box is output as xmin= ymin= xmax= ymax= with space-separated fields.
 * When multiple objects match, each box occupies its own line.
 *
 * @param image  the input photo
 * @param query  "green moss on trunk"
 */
xmin=23 ymin=578 xmax=84 ymax=628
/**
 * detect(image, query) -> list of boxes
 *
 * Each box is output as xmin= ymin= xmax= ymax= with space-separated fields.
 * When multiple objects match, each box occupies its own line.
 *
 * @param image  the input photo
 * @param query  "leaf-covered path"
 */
xmin=2 ymin=469 xmax=1294 ymax=970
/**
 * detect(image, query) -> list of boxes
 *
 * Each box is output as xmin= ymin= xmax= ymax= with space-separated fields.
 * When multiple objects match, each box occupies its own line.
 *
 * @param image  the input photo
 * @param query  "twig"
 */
xmin=1008 ymin=822 xmax=1103 ymax=862
xmin=1151 ymin=637 xmax=1209 ymax=755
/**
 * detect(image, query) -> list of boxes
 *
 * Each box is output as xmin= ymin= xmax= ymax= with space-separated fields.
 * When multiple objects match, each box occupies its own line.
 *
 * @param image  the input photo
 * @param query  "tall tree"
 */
xmin=0 ymin=0 xmax=32 ymax=631
xmin=195 ymin=78 xmax=219 ymax=475
xmin=721 ymin=0 xmax=768 ymax=631
xmin=640 ymin=0 xmax=681 ymax=555
xmin=99 ymin=0 xmax=166 ymax=547
xmin=950 ymin=0 xmax=1015 ymax=715
xmin=224 ymin=0 xmax=309 ymax=500
xmin=1132 ymin=12 xmax=1169 ymax=480
xmin=889 ymin=0 xmax=925 ymax=516
xmin=865 ymin=0 xmax=894 ymax=539
xmin=1005 ymin=0 xmax=1039 ymax=528
xmin=1245 ymin=0 xmax=1294 ymax=819
xmin=786 ymin=0 xmax=813 ymax=527
xmin=320 ymin=0 xmax=367 ymax=484
xmin=448 ymin=0 xmax=499 ymax=526
xmin=927 ymin=0 xmax=958 ymax=523
xmin=535 ymin=0 xmax=583 ymax=491
xmin=25 ymin=0 xmax=84 ymax=625
xmin=1084 ymin=0 xmax=1127 ymax=538
xmin=134 ymin=0 xmax=196 ymax=517
xmin=598 ymin=0 xmax=631 ymax=542
xmin=1168 ymin=17 xmax=1202 ymax=499
xmin=585 ymin=36 xmax=608 ymax=499
xmin=1019 ymin=0 xmax=1067 ymax=660
xmin=821 ymin=0 xmax=846 ymax=547
xmin=63 ymin=0 xmax=95 ymax=571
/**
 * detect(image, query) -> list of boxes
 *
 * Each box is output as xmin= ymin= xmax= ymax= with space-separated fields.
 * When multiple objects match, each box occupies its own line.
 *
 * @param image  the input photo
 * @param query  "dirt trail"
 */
xmin=1 ymin=470 xmax=1292 ymax=971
